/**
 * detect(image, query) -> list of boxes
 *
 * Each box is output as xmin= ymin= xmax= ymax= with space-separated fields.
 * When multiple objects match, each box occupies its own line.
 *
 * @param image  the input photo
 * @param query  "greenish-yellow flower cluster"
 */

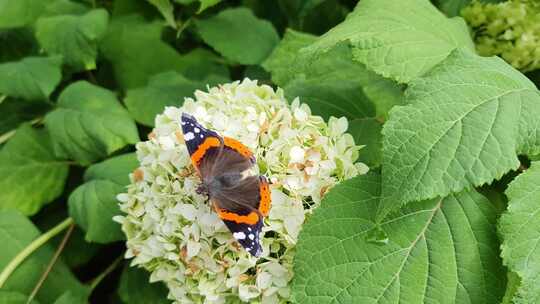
xmin=115 ymin=79 xmax=368 ymax=303
xmin=462 ymin=0 xmax=540 ymax=72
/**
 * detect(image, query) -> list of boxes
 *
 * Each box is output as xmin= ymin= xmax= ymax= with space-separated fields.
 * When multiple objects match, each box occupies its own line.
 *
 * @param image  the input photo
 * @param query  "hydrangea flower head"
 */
xmin=462 ymin=0 xmax=540 ymax=72
xmin=115 ymin=79 xmax=368 ymax=303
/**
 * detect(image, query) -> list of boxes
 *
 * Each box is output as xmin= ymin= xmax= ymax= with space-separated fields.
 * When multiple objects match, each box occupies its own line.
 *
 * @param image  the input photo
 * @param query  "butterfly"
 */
xmin=180 ymin=113 xmax=271 ymax=257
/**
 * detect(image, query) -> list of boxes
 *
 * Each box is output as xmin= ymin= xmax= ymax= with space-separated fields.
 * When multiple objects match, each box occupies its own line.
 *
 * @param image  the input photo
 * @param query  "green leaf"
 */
xmin=41 ymin=0 xmax=90 ymax=16
xmin=53 ymin=290 xmax=87 ymax=304
xmin=197 ymin=0 xmax=221 ymax=13
xmin=35 ymin=9 xmax=109 ymax=71
xmin=379 ymin=49 xmax=540 ymax=219
xmin=69 ymin=153 xmax=138 ymax=243
xmin=0 ymin=56 xmax=62 ymax=101
xmin=84 ymin=153 xmax=138 ymax=186
xmin=195 ymin=8 xmax=279 ymax=65
xmin=293 ymin=174 xmax=506 ymax=303
xmin=44 ymin=81 xmax=139 ymax=165
xmin=0 ymin=211 xmax=87 ymax=303
xmin=147 ymin=0 xmax=176 ymax=28
xmin=0 ymin=98 xmax=50 ymax=135
xmin=68 ymin=179 xmax=124 ymax=243
xmin=0 ymin=0 xmax=49 ymax=29
xmin=348 ymin=118 xmax=383 ymax=167
xmin=124 ymin=71 xmax=203 ymax=126
xmin=100 ymin=16 xmax=227 ymax=89
xmin=118 ymin=266 xmax=169 ymax=304
xmin=0 ymin=291 xmax=39 ymax=304
xmin=433 ymin=0 xmax=505 ymax=17
xmin=265 ymin=29 xmax=403 ymax=119
xmin=0 ymin=124 xmax=68 ymax=215
xmin=499 ymin=161 xmax=540 ymax=303
xmin=262 ymin=29 xmax=317 ymax=86
xmin=301 ymin=0 xmax=474 ymax=83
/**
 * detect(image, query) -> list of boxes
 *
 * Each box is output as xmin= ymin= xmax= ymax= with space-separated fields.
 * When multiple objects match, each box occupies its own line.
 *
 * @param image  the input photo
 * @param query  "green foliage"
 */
xmin=44 ymin=81 xmax=139 ymax=165
xmin=302 ymin=0 xmax=474 ymax=83
xmin=195 ymin=8 xmax=280 ymax=65
xmin=293 ymin=174 xmax=506 ymax=303
xmin=499 ymin=162 xmax=540 ymax=303
xmin=69 ymin=153 xmax=138 ymax=243
xmin=0 ymin=0 xmax=539 ymax=302
xmin=0 ymin=291 xmax=38 ymax=304
xmin=35 ymin=9 xmax=109 ymax=71
xmin=124 ymin=71 xmax=203 ymax=126
xmin=0 ymin=125 xmax=68 ymax=215
xmin=0 ymin=211 xmax=87 ymax=303
xmin=0 ymin=0 xmax=49 ymax=29
xmin=379 ymin=49 xmax=540 ymax=219
xmin=118 ymin=266 xmax=169 ymax=304
xmin=0 ymin=56 xmax=62 ymax=101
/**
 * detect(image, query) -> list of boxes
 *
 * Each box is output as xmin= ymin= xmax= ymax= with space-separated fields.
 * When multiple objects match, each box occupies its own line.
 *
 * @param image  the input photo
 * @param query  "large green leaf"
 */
xmin=301 ymin=0 xmax=474 ymax=83
xmin=118 ymin=266 xmax=169 ymax=304
xmin=0 ymin=124 xmax=68 ymax=215
xmin=0 ymin=211 xmax=87 ymax=303
xmin=124 ymin=71 xmax=202 ymax=126
xmin=0 ymin=291 xmax=39 ymax=304
xmin=100 ymin=16 xmax=227 ymax=89
xmin=0 ymin=0 xmax=49 ymax=29
xmin=68 ymin=179 xmax=125 ymax=243
xmin=52 ymin=291 xmax=86 ymax=304
xmin=44 ymin=81 xmax=139 ymax=165
xmin=69 ymin=153 xmax=138 ymax=243
xmin=35 ymin=9 xmax=109 ymax=70
xmin=83 ymin=153 xmax=138 ymax=185
xmin=499 ymin=161 xmax=540 ymax=303
xmin=293 ymin=174 xmax=506 ymax=303
xmin=195 ymin=8 xmax=279 ymax=65
xmin=379 ymin=49 xmax=540 ymax=219
xmin=0 ymin=56 xmax=62 ymax=101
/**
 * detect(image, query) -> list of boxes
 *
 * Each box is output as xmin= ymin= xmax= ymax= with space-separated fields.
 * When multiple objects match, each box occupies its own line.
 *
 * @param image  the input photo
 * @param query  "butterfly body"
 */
xmin=181 ymin=113 xmax=270 ymax=257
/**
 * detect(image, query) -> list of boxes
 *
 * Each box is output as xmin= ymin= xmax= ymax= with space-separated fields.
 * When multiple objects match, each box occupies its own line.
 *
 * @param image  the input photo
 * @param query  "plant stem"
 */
xmin=0 ymin=129 xmax=16 ymax=145
xmin=0 ymin=217 xmax=74 ymax=288
xmin=89 ymin=256 xmax=124 ymax=292
xmin=26 ymin=223 xmax=75 ymax=304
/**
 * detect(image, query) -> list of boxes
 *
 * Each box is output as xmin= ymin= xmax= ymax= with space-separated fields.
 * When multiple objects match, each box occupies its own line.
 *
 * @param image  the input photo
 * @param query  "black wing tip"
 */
xmin=181 ymin=112 xmax=195 ymax=121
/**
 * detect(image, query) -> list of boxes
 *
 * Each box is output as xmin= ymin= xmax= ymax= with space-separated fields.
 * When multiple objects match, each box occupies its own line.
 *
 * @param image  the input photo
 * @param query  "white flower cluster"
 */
xmin=115 ymin=79 xmax=368 ymax=303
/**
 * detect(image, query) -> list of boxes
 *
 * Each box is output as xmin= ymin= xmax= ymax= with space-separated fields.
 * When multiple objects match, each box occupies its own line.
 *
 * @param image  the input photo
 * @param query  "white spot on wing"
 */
xmin=248 ymin=234 xmax=255 ymax=240
xmin=194 ymin=127 xmax=200 ymax=133
xmin=184 ymin=132 xmax=195 ymax=141
xmin=233 ymin=232 xmax=246 ymax=240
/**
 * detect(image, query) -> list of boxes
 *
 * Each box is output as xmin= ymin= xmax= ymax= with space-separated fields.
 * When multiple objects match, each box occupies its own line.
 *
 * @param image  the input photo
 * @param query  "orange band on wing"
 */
xmin=217 ymin=209 xmax=259 ymax=225
xmin=258 ymin=179 xmax=271 ymax=216
xmin=224 ymin=137 xmax=253 ymax=160
xmin=191 ymin=137 xmax=221 ymax=165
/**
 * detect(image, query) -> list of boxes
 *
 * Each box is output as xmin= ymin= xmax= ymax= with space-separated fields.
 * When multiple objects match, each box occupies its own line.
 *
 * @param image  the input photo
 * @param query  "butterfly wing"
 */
xmin=181 ymin=113 xmax=222 ymax=172
xmin=181 ymin=113 xmax=271 ymax=257
xmin=213 ymin=176 xmax=271 ymax=257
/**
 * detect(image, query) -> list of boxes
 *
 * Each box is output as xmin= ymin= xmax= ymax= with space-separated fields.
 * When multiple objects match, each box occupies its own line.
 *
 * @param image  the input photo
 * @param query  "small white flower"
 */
xmin=289 ymin=146 xmax=305 ymax=163
xmin=118 ymin=79 xmax=367 ymax=303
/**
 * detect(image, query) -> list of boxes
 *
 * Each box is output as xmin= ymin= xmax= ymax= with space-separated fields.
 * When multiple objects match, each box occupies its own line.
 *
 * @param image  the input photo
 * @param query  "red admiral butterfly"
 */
xmin=181 ymin=113 xmax=271 ymax=257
